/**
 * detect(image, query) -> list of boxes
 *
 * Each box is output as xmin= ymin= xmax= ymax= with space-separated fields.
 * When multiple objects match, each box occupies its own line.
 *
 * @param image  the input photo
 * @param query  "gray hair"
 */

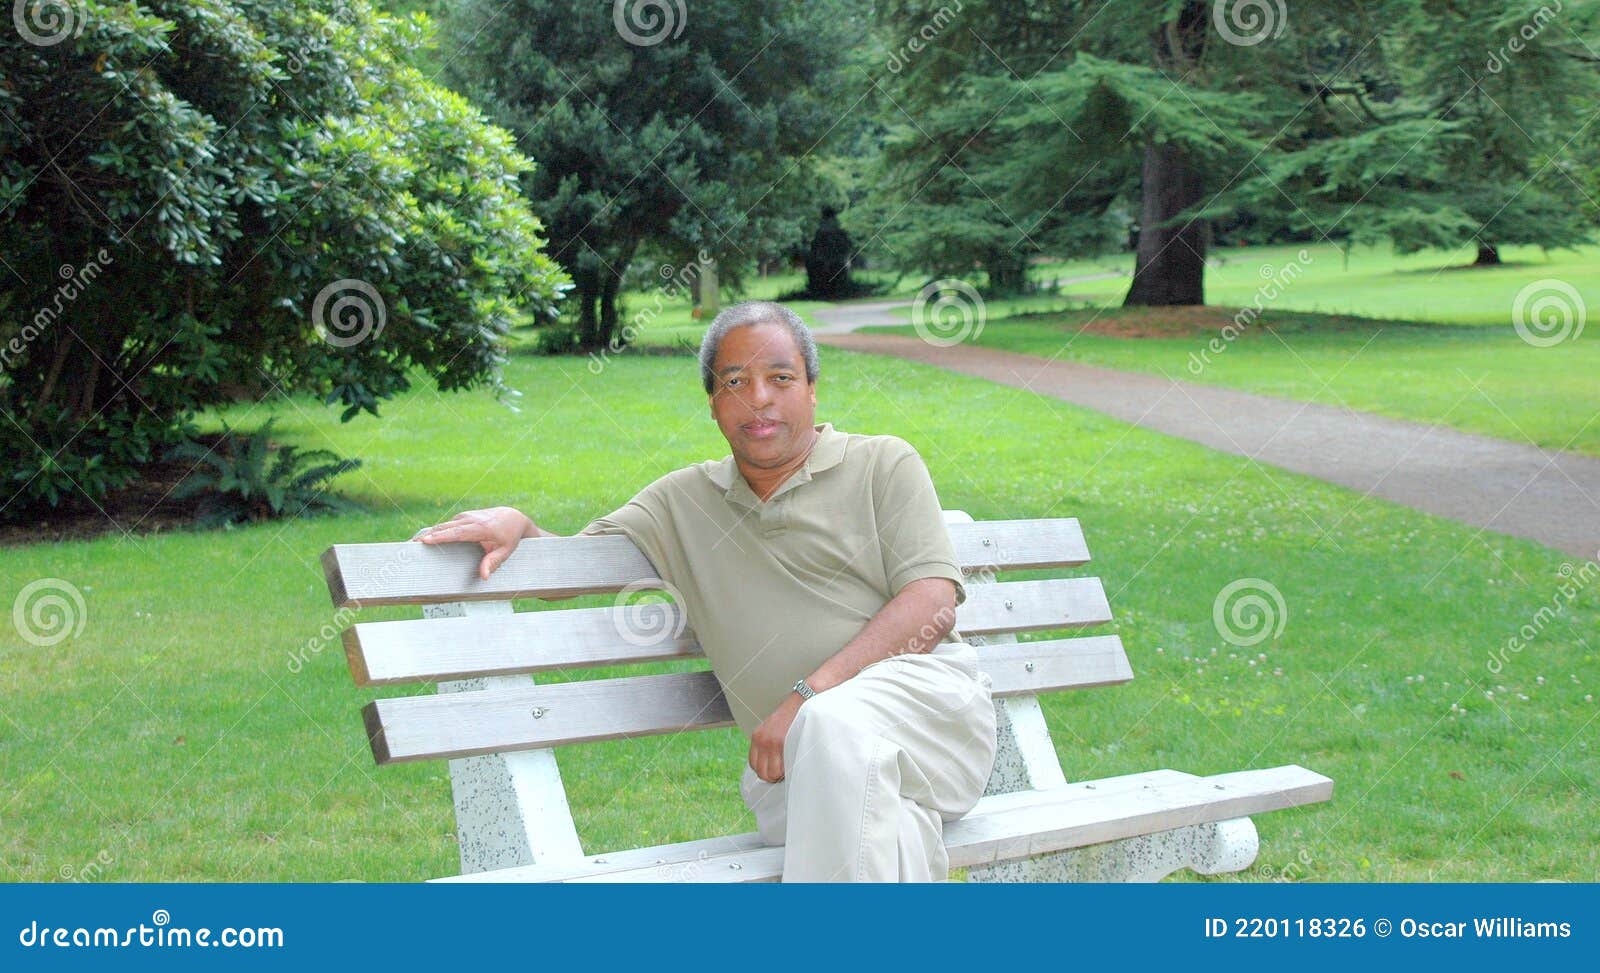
xmin=698 ymin=301 xmax=820 ymax=394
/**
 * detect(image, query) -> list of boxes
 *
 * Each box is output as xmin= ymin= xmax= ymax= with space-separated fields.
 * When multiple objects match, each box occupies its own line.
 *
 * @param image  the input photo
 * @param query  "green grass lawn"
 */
xmin=862 ymin=242 xmax=1600 ymax=456
xmin=977 ymin=241 xmax=1600 ymax=326
xmin=2 ymin=346 xmax=1595 ymax=882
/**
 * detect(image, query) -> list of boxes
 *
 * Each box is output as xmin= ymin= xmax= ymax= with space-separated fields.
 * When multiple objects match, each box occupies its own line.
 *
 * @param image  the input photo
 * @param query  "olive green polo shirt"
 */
xmin=580 ymin=422 xmax=967 ymax=734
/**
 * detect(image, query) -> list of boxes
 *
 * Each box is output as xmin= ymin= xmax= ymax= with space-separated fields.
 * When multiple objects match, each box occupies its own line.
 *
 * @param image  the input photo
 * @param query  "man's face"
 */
xmin=708 ymin=322 xmax=817 ymax=469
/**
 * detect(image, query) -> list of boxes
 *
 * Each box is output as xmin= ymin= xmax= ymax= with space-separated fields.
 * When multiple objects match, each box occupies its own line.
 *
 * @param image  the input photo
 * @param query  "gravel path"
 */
xmin=812 ymin=316 xmax=1600 ymax=559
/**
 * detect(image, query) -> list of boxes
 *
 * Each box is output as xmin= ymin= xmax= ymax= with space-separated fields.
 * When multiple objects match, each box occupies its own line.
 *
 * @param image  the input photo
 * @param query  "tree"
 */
xmin=442 ymin=0 xmax=861 ymax=350
xmin=868 ymin=1 xmax=1268 ymax=303
xmin=1202 ymin=1 xmax=1600 ymax=266
xmin=870 ymin=1 xmax=1599 ymax=305
xmin=864 ymin=0 xmax=1089 ymax=294
xmin=0 ymin=0 xmax=567 ymax=514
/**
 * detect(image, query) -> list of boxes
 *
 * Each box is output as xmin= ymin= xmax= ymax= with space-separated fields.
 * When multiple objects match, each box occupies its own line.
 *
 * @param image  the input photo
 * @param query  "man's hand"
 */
xmin=748 ymin=693 xmax=804 ymax=783
xmin=413 ymin=506 xmax=539 ymax=580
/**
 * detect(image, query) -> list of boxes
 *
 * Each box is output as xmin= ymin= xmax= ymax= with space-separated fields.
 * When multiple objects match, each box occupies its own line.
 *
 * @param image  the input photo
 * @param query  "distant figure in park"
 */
xmin=415 ymin=301 xmax=997 ymax=882
xmin=804 ymin=207 xmax=855 ymax=299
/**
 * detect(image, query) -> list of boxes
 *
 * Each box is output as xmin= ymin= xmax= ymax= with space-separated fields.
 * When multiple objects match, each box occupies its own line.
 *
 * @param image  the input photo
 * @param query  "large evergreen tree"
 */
xmin=869 ymin=0 xmax=1599 ymax=304
xmin=1188 ymin=1 xmax=1600 ymax=270
xmin=443 ymin=0 xmax=861 ymax=350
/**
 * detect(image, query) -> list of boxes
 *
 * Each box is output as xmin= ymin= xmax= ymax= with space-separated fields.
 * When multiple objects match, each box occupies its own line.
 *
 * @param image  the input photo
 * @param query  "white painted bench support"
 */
xmin=947 ymin=511 xmax=1260 ymax=883
xmin=426 ymin=601 xmax=585 ymax=874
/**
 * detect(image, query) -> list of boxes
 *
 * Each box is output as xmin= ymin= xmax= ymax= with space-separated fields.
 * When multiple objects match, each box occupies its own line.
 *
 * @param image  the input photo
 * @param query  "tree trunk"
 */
xmin=1124 ymin=139 xmax=1208 ymax=306
xmin=1474 ymin=243 xmax=1501 ymax=266
xmin=573 ymin=267 xmax=601 ymax=350
xmin=598 ymin=265 xmax=622 ymax=350
xmin=1125 ymin=0 xmax=1209 ymax=308
xmin=986 ymin=253 xmax=1028 ymax=295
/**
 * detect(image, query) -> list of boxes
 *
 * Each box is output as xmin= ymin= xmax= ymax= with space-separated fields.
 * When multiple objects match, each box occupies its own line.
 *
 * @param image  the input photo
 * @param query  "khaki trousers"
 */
xmin=738 ymin=641 xmax=998 ymax=882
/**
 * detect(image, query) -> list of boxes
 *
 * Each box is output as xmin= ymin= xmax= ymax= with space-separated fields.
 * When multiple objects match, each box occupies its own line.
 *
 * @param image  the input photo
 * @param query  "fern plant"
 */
xmin=168 ymin=419 xmax=363 ymax=527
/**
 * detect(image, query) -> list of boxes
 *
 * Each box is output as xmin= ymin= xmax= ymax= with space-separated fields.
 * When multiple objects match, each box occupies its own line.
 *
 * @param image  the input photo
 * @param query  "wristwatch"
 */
xmin=792 ymin=677 xmax=817 ymax=701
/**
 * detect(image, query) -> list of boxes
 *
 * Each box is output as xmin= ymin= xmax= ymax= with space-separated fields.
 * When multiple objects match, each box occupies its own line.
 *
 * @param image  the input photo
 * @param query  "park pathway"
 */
xmin=812 ymin=301 xmax=1600 ymax=559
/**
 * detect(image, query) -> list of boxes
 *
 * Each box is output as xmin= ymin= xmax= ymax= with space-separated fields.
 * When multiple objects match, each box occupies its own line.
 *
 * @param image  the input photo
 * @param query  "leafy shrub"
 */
xmin=168 ymin=420 xmax=362 ymax=527
xmin=0 ymin=1 xmax=568 ymax=517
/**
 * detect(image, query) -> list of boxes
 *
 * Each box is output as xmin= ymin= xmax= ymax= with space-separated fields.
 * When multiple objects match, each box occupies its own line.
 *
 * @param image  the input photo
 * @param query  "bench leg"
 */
xmin=428 ymin=602 xmax=586 ymax=874
xmin=948 ymin=511 xmax=1266 ymax=882
xmin=964 ymin=689 xmax=1262 ymax=882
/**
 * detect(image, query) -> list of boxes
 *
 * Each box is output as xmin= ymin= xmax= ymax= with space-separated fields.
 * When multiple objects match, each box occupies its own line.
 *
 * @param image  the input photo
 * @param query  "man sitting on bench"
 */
xmin=415 ymin=301 xmax=999 ymax=882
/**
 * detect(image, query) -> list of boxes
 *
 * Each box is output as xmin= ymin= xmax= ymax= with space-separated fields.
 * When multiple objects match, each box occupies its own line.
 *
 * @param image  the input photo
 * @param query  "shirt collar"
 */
xmin=705 ymin=422 xmax=846 ymax=502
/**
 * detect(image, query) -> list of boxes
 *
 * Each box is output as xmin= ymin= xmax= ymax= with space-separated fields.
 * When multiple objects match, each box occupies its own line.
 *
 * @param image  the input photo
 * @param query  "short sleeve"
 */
xmin=874 ymin=442 xmax=966 ymax=606
xmin=580 ymin=485 xmax=670 ymax=579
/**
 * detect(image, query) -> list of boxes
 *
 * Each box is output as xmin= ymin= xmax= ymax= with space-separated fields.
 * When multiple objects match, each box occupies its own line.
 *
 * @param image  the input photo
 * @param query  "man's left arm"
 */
xmin=748 ymin=444 xmax=966 ymax=783
xmin=747 ymin=577 xmax=959 ymax=782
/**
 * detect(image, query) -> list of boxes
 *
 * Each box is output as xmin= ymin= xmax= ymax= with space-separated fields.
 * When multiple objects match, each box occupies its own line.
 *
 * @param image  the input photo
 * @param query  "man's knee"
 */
xmin=786 ymin=693 xmax=875 ymax=770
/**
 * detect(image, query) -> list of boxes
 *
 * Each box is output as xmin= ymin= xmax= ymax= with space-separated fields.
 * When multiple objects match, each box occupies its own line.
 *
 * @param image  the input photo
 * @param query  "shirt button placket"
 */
xmin=760 ymin=494 xmax=788 ymax=536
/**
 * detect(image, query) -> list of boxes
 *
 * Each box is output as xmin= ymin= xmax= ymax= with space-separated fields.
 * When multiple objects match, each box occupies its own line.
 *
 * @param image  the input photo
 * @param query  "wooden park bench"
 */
xmin=321 ymin=511 xmax=1333 ymax=882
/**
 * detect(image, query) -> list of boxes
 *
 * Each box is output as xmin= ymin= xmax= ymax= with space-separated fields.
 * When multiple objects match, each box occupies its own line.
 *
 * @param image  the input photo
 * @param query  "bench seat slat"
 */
xmin=434 ymin=769 xmax=1196 ymax=883
xmin=364 ymin=635 xmax=1132 ymax=764
xmin=347 ymin=577 xmax=1112 ymax=685
xmin=432 ymin=766 xmax=1333 ymax=883
xmin=322 ymin=519 xmax=1090 ymax=608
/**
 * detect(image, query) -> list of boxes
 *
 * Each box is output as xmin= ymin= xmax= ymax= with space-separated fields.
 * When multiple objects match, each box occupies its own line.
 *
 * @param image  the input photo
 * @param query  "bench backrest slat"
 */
xmin=346 ymin=577 xmax=1112 ymax=685
xmin=364 ymin=635 xmax=1130 ymax=764
xmin=322 ymin=519 xmax=1090 ymax=608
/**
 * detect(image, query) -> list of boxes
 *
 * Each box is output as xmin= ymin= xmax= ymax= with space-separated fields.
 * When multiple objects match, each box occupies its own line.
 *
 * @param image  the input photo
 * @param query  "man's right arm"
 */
xmin=416 ymin=481 xmax=656 ymax=580
xmin=413 ymin=506 xmax=576 ymax=580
